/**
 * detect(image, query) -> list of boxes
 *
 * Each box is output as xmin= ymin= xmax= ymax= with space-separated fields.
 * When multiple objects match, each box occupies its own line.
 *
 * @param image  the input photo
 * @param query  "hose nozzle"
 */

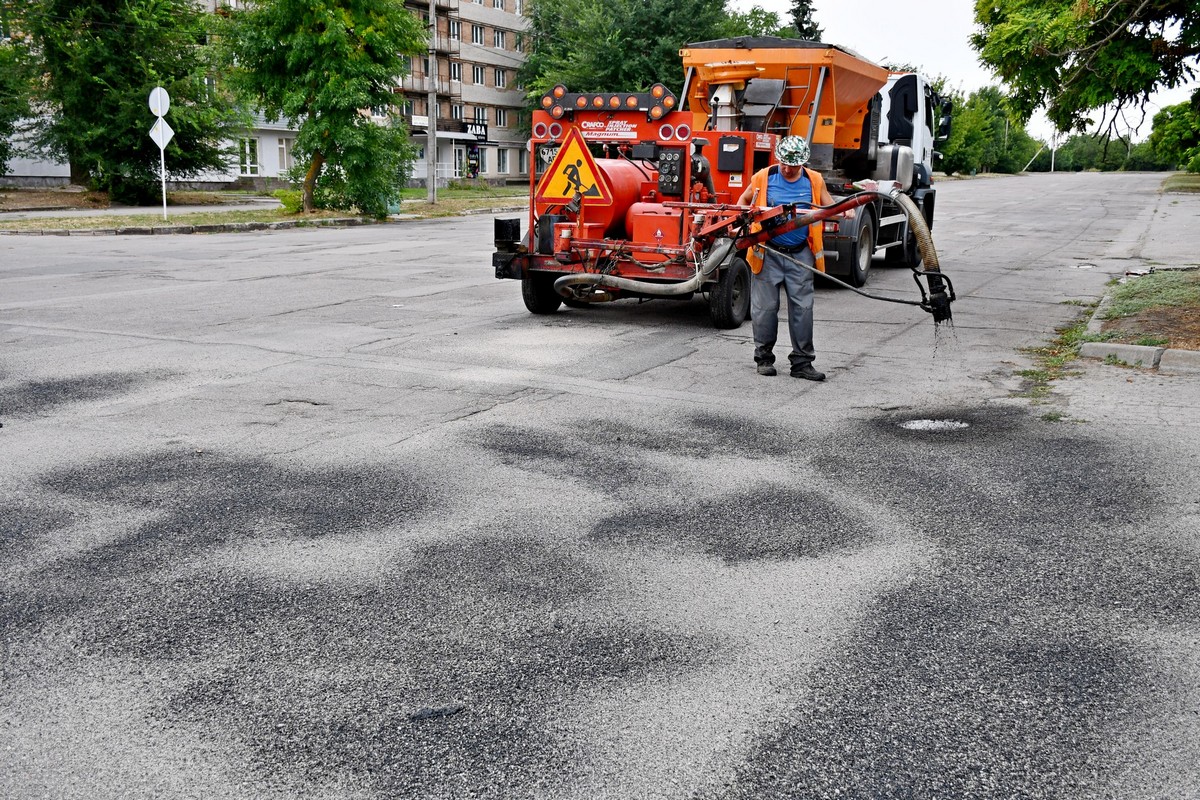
xmin=916 ymin=269 xmax=955 ymax=324
xmin=927 ymin=290 xmax=953 ymax=323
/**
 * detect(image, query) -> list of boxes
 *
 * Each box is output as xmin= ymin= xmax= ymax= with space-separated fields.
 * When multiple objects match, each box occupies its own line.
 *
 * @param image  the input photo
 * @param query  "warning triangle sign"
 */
xmin=535 ymin=127 xmax=613 ymax=205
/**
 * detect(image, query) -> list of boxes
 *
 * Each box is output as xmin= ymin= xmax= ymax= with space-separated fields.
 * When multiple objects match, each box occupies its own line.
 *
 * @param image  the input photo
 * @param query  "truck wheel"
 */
xmin=709 ymin=257 xmax=751 ymax=329
xmin=885 ymin=228 xmax=922 ymax=269
xmin=522 ymin=274 xmax=563 ymax=314
xmin=845 ymin=217 xmax=875 ymax=288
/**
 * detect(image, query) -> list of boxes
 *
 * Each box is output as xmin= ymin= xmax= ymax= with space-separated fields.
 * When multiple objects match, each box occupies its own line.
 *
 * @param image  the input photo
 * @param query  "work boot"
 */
xmin=756 ymin=362 xmax=777 ymax=376
xmin=791 ymin=364 xmax=825 ymax=381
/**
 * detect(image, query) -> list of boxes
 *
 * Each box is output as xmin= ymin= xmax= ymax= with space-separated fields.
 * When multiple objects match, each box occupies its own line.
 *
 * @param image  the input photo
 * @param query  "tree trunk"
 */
xmin=68 ymin=155 xmax=90 ymax=188
xmin=303 ymin=152 xmax=325 ymax=212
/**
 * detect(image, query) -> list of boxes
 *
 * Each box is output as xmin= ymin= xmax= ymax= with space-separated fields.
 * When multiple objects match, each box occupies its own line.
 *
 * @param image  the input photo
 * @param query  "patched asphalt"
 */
xmin=4 ymin=173 xmax=1200 ymax=798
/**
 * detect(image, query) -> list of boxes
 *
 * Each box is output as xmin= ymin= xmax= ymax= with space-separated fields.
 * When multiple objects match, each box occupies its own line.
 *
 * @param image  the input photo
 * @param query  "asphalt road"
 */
xmin=3 ymin=172 xmax=1199 ymax=799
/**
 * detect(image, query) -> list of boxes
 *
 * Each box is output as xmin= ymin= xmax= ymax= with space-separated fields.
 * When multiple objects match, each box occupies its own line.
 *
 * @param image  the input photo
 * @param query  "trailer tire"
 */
xmin=845 ymin=217 xmax=875 ymax=288
xmin=522 ymin=273 xmax=563 ymax=314
xmin=709 ymin=257 xmax=751 ymax=329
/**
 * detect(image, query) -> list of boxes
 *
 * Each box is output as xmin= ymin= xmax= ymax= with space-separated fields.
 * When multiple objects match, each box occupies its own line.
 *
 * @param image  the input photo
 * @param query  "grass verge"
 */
xmin=0 ymin=208 xmax=346 ymax=232
xmin=1163 ymin=173 xmax=1200 ymax=194
xmin=1013 ymin=302 xmax=1107 ymax=401
xmin=1102 ymin=269 xmax=1200 ymax=318
xmin=1097 ymin=269 xmax=1200 ymax=351
xmin=0 ymin=186 xmax=528 ymax=231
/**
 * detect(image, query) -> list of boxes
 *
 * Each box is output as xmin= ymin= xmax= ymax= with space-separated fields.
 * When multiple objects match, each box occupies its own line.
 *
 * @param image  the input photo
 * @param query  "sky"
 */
xmin=730 ymin=0 xmax=1197 ymax=144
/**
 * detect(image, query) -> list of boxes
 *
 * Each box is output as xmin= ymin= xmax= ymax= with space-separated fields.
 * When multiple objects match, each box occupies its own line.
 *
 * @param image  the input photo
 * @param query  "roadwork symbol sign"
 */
xmin=535 ymin=127 xmax=612 ymax=205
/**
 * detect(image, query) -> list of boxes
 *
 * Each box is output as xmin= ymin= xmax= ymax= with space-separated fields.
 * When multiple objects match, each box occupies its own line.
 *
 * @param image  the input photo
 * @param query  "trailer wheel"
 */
xmin=522 ymin=273 xmax=563 ymax=314
xmin=845 ymin=217 xmax=875 ymax=288
xmin=709 ymin=257 xmax=751 ymax=329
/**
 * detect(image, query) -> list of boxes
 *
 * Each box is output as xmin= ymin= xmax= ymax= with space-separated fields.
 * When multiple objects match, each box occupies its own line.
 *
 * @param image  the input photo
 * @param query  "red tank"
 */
xmin=536 ymin=158 xmax=645 ymax=237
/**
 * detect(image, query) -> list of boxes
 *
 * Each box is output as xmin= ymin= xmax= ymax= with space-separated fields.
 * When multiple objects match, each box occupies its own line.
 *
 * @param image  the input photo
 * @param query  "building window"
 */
xmin=519 ymin=147 xmax=528 ymax=175
xmin=493 ymin=30 xmax=505 ymax=48
xmin=494 ymin=68 xmax=506 ymax=88
xmin=472 ymin=24 xmax=484 ymax=45
xmin=422 ymin=56 xmax=430 ymax=76
xmin=515 ymin=0 xmax=522 ymax=12
xmin=473 ymin=106 xmax=487 ymax=124
xmin=277 ymin=138 xmax=294 ymax=172
xmin=451 ymin=103 xmax=464 ymax=120
xmin=515 ymin=34 xmax=523 ymax=53
xmin=498 ymin=148 xmax=509 ymax=174
xmin=450 ymin=62 xmax=462 ymax=82
xmin=239 ymin=138 xmax=259 ymax=176
xmin=472 ymin=65 xmax=485 ymax=84
xmin=478 ymin=148 xmax=488 ymax=173
xmin=495 ymin=108 xmax=508 ymax=127
xmin=493 ymin=0 xmax=504 ymax=8
xmin=449 ymin=19 xmax=460 ymax=40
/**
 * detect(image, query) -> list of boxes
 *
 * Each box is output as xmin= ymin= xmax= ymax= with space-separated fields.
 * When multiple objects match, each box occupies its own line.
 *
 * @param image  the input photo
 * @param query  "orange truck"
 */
xmin=493 ymin=36 xmax=952 ymax=328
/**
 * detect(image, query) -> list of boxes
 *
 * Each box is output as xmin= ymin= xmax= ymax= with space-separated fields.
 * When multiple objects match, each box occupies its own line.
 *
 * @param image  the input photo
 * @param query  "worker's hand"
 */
xmin=841 ymin=208 xmax=856 ymax=220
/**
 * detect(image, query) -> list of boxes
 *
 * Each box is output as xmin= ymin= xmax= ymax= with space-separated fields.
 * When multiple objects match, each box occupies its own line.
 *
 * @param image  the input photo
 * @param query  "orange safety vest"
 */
xmin=744 ymin=166 xmax=827 ymax=274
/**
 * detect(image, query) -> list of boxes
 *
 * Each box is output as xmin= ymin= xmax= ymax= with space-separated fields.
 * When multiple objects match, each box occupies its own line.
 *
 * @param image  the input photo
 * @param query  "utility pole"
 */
xmin=425 ymin=10 xmax=437 ymax=204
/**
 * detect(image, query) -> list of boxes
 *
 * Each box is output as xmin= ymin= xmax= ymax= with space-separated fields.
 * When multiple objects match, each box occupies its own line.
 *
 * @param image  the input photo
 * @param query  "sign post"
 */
xmin=148 ymin=87 xmax=173 ymax=221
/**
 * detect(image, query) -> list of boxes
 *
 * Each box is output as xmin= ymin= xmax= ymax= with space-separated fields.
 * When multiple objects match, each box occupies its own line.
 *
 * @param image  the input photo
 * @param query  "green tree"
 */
xmin=786 ymin=0 xmax=823 ymax=41
xmin=0 ymin=36 xmax=32 ymax=174
xmin=1147 ymin=92 xmax=1200 ymax=172
xmin=939 ymin=85 xmax=1039 ymax=175
xmin=1052 ymin=134 xmax=1128 ymax=171
xmin=18 ymin=0 xmax=240 ymax=201
xmin=972 ymin=0 xmax=1200 ymax=135
xmin=721 ymin=5 xmax=788 ymax=38
xmin=220 ymin=0 xmax=426 ymax=217
xmin=518 ymin=0 xmax=731 ymax=106
xmin=1124 ymin=140 xmax=1173 ymax=171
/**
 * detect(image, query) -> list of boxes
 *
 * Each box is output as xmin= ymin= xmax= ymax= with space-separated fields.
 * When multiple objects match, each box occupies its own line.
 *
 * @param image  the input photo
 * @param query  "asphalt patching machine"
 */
xmin=493 ymin=37 xmax=955 ymax=328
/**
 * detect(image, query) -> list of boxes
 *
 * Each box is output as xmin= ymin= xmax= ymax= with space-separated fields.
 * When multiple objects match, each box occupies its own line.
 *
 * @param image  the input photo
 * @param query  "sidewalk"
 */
xmin=1076 ymin=187 xmax=1200 ymax=372
xmin=0 ymin=194 xmax=282 ymax=219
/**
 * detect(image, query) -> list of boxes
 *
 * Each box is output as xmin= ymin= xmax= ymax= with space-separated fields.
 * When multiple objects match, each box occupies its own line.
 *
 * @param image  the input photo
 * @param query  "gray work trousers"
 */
xmin=751 ymin=245 xmax=816 ymax=369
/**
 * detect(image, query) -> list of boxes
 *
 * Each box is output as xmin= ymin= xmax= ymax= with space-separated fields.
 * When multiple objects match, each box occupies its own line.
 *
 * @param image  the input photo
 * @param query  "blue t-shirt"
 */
xmin=766 ymin=169 xmax=812 ymax=248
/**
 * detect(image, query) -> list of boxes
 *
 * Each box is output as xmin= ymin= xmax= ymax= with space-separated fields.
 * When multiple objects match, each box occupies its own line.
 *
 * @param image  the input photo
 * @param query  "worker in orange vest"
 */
xmin=736 ymin=136 xmax=839 ymax=381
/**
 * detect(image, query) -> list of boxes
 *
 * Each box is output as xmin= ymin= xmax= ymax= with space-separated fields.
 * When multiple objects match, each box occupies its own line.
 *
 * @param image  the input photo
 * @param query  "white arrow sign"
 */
xmin=149 ymin=117 xmax=175 ymax=150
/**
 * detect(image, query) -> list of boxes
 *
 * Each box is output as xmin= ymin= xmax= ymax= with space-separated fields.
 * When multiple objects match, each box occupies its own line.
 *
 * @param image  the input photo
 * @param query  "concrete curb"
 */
xmin=1080 ymin=284 xmax=1199 ymax=372
xmin=1078 ymin=341 xmax=1164 ymax=367
xmin=1157 ymin=349 xmax=1200 ymax=373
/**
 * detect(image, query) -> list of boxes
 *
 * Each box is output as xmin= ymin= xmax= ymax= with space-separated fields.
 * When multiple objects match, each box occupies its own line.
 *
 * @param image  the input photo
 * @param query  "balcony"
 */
xmin=405 ymin=0 xmax=460 ymax=10
xmin=399 ymin=75 xmax=453 ymax=96
xmin=432 ymin=34 xmax=461 ymax=54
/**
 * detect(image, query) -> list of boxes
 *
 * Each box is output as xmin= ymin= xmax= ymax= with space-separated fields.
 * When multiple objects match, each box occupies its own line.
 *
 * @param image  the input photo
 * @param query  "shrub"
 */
xmin=273 ymin=189 xmax=303 ymax=214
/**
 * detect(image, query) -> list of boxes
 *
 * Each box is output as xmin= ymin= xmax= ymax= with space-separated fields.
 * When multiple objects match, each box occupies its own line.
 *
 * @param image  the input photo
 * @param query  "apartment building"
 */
xmin=401 ymin=0 xmax=529 ymax=186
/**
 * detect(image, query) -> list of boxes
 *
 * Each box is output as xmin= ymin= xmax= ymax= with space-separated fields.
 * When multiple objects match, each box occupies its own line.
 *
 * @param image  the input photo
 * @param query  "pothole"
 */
xmin=899 ymin=419 xmax=970 ymax=431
